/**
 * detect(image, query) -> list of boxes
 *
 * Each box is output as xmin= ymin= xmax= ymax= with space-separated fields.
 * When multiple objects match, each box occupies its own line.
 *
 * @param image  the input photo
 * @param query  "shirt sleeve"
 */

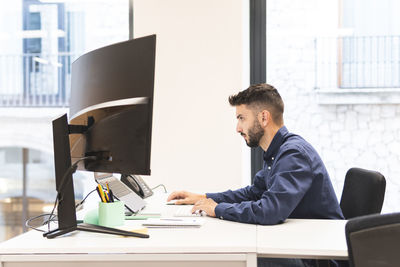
xmin=211 ymin=146 xmax=315 ymax=225
xmin=206 ymin=184 xmax=262 ymax=204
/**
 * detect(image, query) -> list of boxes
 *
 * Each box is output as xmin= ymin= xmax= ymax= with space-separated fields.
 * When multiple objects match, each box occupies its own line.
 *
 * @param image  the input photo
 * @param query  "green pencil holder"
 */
xmin=98 ymin=201 xmax=125 ymax=227
xmin=83 ymin=209 xmax=99 ymax=225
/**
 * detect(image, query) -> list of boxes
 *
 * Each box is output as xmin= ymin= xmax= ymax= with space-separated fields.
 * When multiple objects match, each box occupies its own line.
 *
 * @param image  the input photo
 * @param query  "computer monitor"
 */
xmin=69 ymin=34 xmax=155 ymax=175
xmin=44 ymin=35 xmax=156 ymax=239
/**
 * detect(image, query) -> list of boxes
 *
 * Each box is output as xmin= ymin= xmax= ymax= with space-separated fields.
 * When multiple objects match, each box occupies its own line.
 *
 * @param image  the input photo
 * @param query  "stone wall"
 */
xmin=266 ymin=0 xmax=400 ymax=212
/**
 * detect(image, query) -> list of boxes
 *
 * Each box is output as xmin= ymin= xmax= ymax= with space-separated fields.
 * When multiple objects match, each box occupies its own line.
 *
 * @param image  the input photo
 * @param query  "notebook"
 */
xmin=142 ymin=218 xmax=205 ymax=228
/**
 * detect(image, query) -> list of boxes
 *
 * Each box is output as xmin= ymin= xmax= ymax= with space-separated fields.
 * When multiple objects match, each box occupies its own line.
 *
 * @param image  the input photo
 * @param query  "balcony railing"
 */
xmin=315 ymin=36 xmax=400 ymax=89
xmin=0 ymin=53 xmax=79 ymax=107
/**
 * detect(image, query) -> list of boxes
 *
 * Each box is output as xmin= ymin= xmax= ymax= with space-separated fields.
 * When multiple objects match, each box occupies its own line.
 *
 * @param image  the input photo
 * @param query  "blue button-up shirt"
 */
xmin=206 ymin=126 xmax=344 ymax=225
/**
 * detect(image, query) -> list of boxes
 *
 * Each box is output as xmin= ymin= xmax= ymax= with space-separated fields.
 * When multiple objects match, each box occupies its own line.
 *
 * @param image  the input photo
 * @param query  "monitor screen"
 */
xmin=68 ymin=34 xmax=156 ymax=176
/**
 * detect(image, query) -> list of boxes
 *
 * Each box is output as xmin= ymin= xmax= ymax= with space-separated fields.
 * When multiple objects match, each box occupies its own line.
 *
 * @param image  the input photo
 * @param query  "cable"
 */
xmin=35 ymin=156 xmax=97 ymax=233
xmin=48 ymin=195 xmax=59 ymax=232
xmin=25 ymin=213 xmax=57 ymax=233
xmin=75 ymin=189 xmax=97 ymax=210
xmin=151 ymin=184 xmax=167 ymax=193
xmin=24 ymin=156 xmax=99 ymax=233
xmin=56 ymin=156 xmax=97 ymax=202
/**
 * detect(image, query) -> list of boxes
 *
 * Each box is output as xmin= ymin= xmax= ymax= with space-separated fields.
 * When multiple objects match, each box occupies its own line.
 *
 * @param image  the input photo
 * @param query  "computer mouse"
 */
xmin=194 ymin=210 xmax=207 ymax=216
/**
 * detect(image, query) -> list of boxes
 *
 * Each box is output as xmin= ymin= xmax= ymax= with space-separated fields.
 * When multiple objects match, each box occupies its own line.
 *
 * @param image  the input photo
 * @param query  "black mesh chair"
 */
xmin=317 ymin=168 xmax=386 ymax=267
xmin=345 ymin=212 xmax=400 ymax=267
xmin=340 ymin=168 xmax=386 ymax=219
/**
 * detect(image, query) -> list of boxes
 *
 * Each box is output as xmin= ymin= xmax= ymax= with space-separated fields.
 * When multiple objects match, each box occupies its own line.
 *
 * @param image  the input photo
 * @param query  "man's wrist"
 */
xmin=197 ymin=194 xmax=207 ymax=202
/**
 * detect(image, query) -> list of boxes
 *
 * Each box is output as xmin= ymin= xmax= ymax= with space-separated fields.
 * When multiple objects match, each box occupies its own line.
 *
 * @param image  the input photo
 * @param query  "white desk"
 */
xmin=0 ymin=195 xmax=257 ymax=267
xmin=0 ymin=194 xmax=348 ymax=267
xmin=0 ymin=218 xmax=257 ymax=267
xmin=257 ymin=219 xmax=348 ymax=260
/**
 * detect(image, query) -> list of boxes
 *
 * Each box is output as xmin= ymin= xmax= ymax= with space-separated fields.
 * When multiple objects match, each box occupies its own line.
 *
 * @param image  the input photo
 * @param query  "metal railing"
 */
xmin=315 ymin=36 xmax=400 ymax=89
xmin=0 ymin=52 xmax=79 ymax=107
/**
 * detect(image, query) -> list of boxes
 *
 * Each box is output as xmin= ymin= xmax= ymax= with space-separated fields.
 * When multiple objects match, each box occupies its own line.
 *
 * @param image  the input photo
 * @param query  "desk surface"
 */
xmin=0 ymin=216 xmax=257 ymax=255
xmin=0 ymin=193 xmax=348 ymax=262
xmin=257 ymin=219 xmax=348 ymax=260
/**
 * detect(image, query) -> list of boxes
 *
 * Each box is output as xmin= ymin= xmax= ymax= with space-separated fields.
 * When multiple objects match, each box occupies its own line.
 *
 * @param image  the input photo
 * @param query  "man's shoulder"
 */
xmin=280 ymin=133 xmax=318 ymax=158
xmin=281 ymin=132 xmax=309 ymax=148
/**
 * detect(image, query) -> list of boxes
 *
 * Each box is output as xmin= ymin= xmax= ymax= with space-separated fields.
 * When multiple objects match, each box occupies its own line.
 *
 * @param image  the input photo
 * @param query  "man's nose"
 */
xmin=236 ymin=123 xmax=242 ymax=133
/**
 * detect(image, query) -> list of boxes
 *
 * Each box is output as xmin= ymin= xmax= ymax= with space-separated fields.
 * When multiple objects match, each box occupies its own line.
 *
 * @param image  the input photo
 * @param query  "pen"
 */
xmin=104 ymin=182 xmax=111 ymax=202
xmin=109 ymin=189 xmax=114 ymax=202
xmin=96 ymin=186 xmax=103 ymax=201
xmin=104 ymin=189 xmax=110 ymax=202
xmin=97 ymin=184 xmax=107 ymax=202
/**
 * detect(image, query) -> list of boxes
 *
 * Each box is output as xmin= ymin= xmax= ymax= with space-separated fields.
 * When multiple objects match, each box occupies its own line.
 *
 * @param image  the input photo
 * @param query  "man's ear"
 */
xmin=258 ymin=110 xmax=270 ymax=127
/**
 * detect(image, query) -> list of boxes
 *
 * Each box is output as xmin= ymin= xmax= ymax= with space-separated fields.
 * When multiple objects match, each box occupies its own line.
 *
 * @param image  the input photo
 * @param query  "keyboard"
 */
xmin=173 ymin=205 xmax=204 ymax=217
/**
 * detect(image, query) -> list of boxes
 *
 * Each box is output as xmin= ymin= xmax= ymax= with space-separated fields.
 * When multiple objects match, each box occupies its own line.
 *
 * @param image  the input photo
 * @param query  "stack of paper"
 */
xmin=142 ymin=218 xmax=205 ymax=228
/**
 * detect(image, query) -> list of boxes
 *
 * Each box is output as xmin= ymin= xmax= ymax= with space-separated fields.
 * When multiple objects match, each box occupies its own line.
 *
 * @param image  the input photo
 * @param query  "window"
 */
xmin=0 ymin=147 xmax=85 ymax=241
xmin=264 ymin=0 xmax=400 ymax=213
xmin=0 ymin=0 xmax=130 ymax=241
xmin=316 ymin=0 xmax=400 ymax=89
xmin=0 ymin=0 xmax=129 ymax=107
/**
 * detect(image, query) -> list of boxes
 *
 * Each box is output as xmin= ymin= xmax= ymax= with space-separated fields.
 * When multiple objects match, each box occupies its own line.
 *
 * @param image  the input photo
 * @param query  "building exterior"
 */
xmin=267 ymin=0 xmax=400 ymax=212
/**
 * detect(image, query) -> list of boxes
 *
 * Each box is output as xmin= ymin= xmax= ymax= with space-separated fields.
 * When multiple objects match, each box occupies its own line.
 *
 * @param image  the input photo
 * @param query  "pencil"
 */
xmin=97 ymin=184 xmax=107 ymax=202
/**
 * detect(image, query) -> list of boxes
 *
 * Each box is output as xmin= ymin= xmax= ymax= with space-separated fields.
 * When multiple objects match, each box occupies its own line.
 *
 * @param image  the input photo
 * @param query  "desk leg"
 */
xmin=247 ymin=253 xmax=257 ymax=267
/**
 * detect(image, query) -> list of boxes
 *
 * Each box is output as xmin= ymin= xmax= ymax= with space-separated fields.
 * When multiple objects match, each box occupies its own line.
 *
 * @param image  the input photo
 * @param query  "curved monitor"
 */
xmin=69 ymin=34 xmax=156 ymax=119
xmin=68 ymin=35 xmax=156 ymax=176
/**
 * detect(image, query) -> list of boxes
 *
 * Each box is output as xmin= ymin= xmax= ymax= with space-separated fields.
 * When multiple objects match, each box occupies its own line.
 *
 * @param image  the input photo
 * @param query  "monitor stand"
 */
xmin=43 ymin=222 xmax=148 ymax=239
xmin=44 ymin=114 xmax=149 ymax=239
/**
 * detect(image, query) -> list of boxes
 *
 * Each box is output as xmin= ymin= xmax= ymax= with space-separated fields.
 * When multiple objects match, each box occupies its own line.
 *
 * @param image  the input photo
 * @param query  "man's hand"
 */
xmin=167 ymin=191 xmax=206 ymax=205
xmin=192 ymin=198 xmax=217 ymax=217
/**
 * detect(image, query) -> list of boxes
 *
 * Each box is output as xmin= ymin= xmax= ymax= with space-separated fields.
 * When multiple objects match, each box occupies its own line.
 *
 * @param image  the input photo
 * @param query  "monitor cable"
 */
xmin=151 ymin=184 xmax=168 ymax=193
xmin=75 ymin=188 xmax=97 ymax=211
xmin=24 ymin=156 xmax=97 ymax=233
xmin=25 ymin=213 xmax=57 ymax=233
xmin=46 ymin=156 xmax=97 ymax=232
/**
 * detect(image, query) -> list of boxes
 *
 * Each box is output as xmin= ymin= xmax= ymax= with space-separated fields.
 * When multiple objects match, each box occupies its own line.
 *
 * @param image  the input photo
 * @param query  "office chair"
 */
xmin=340 ymin=167 xmax=386 ymax=219
xmin=317 ymin=168 xmax=386 ymax=267
xmin=345 ymin=212 xmax=400 ymax=267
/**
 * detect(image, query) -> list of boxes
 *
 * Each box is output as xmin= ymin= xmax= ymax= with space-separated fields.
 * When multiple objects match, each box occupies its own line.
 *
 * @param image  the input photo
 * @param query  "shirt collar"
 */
xmin=263 ymin=126 xmax=288 ymax=161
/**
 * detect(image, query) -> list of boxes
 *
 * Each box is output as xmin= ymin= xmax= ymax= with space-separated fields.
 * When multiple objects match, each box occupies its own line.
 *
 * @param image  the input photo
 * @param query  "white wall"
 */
xmin=134 ymin=0 xmax=248 ymax=193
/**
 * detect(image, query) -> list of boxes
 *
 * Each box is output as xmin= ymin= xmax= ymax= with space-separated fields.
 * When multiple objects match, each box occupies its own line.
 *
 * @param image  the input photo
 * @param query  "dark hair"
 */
xmin=228 ymin=83 xmax=284 ymax=125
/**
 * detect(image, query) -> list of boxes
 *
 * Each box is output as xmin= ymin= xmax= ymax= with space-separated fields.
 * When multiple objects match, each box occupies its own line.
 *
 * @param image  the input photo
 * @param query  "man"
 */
xmin=168 ymin=84 xmax=345 ymax=267
xmin=168 ymin=83 xmax=343 ymax=225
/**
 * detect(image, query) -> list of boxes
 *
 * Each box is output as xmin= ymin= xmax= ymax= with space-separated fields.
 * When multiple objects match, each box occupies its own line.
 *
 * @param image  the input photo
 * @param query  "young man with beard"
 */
xmin=167 ymin=83 xmax=344 ymax=266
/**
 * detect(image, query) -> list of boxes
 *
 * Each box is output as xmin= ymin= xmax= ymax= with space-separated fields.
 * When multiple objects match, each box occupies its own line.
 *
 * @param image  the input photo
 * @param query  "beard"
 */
xmin=244 ymin=119 xmax=264 ymax=148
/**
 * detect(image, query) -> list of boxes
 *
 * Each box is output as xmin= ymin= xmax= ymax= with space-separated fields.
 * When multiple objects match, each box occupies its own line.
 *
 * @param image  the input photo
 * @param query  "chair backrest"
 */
xmin=340 ymin=167 xmax=386 ymax=219
xmin=345 ymin=212 xmax=400 ymax=267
